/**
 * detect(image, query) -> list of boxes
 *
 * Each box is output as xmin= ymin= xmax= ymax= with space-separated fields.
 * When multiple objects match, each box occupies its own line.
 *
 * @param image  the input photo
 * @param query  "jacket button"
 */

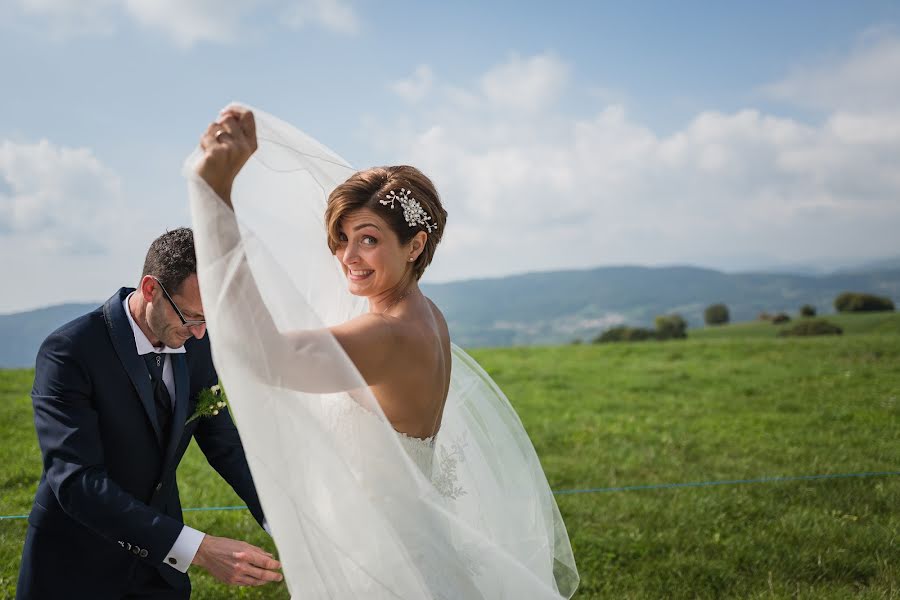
xmin=140 ymin=549 xmax=149 ymax=558
xmin=155 ymin=483 xmax=162 ymax=492
xmin=132 ymin=546 xmax=140 ymax=555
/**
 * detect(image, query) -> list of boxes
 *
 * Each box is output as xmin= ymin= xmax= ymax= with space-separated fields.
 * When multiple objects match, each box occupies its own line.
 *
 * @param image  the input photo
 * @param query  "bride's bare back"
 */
xmin=330 ymin=294 xmax=451 ymax=439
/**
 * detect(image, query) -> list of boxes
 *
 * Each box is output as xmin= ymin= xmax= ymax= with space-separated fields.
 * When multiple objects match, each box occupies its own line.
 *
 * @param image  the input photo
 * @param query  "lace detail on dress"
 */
xmin=400 ymin=433 xmax=469 ymax=500
xmin=432 ymin=438 xmax=467 ymax=500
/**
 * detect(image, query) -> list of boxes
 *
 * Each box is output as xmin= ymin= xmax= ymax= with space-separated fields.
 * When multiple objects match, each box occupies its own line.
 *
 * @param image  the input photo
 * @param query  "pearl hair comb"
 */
xmin=380 ymin=188 xmax=437 ymax=233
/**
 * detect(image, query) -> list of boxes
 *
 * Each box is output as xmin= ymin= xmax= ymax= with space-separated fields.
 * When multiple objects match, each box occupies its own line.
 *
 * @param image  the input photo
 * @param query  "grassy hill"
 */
xmin=689 ymin=310 xmax=900 ymax=340
xmin=1 ymin=313 xmax=898 ymax=598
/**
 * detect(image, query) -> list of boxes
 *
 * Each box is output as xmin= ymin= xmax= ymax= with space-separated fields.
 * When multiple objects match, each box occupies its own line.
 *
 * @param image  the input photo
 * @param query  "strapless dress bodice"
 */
xmin=311 ymin=394 xmax=436 ymax=478
xmin=394 ymin=431 xmax=436 ymax=478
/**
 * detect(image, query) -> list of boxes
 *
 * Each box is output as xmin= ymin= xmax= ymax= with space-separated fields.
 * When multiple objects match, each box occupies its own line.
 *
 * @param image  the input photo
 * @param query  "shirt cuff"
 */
xmin=164 ymin=526 xmax=205 ymax=573
xmin=263 ymin=520 xmax=272 ymax=535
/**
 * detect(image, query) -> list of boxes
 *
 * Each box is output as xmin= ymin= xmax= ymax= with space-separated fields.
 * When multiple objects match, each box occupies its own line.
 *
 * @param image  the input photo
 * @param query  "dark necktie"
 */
xmin=143 ymin=352 xmax=172 ymax=444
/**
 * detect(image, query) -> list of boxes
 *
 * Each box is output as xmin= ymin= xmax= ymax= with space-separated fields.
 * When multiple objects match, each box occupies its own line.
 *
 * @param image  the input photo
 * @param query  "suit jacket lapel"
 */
xmin=103 ymin=288 xmax=164 ymax=446
xmin=164 ymin=353 xmax=191 ymax=465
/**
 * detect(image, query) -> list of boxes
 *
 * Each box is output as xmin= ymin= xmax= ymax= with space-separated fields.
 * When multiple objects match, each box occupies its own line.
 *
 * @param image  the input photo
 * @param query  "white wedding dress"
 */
xmin=185 ymin=106 xmax=578 ymax=599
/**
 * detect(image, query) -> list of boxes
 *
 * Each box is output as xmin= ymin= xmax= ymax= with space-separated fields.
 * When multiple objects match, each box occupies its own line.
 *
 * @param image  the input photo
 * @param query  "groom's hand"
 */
xmin=192 ymin=534 xmax=283 ymax=586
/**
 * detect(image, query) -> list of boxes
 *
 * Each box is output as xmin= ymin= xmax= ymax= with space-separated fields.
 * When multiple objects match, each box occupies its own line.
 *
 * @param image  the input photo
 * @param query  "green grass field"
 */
xmin=2 ymin=313 xmax=899 ymax=598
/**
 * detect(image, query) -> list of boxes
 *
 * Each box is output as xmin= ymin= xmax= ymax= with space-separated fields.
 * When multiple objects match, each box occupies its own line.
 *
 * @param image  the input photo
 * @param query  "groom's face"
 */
xmin=147 ymin=273 xmax=206 ymax=348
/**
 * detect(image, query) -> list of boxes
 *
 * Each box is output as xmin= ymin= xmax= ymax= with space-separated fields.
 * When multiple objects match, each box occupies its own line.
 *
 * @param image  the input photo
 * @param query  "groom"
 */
xmin=16 ymin=228 xmax=282 ymax=599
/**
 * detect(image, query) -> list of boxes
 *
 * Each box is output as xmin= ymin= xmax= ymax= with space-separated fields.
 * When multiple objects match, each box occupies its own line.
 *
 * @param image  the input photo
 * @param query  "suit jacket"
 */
xmin=16 ymin=288 xmax=264 ymax=599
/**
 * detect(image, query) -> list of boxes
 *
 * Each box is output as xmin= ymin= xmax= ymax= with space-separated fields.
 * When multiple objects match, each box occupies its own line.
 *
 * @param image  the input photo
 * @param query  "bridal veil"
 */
xmin=185 ymin=106 xmax=578 ymax=599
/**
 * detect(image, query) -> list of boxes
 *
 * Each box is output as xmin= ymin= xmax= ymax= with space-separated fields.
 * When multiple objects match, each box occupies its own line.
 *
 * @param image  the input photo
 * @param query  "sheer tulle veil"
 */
xmin=185 ymin=105 xmax=578 ymax=599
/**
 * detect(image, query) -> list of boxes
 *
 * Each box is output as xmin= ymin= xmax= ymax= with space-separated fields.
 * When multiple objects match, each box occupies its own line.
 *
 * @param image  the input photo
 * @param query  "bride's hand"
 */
xmin=196 ymin=106 xmax=258 ymax=206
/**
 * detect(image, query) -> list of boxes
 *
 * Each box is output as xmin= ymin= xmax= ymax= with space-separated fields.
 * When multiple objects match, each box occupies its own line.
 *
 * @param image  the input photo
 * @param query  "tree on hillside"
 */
xmin=779 ymin=319 xmax=842 ymax=337
xmin=593 ymin=326 xmax=657 ymax=343
xmin=704 ymin=303 xmax=730 ymax=326
xmin=834 ymin=292 xmax=895 ymax=313
xmin=655 ymin=314 xmax=687 ymax=340
xmin=800 ymin=304 xmax=816 ymax=317
xmin=594 ymin=315 xmax=689 ymax=344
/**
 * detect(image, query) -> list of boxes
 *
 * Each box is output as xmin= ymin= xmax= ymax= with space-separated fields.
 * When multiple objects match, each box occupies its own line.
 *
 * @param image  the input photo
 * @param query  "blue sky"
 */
xmin=1 ymin=1 xmax=899 ymax=312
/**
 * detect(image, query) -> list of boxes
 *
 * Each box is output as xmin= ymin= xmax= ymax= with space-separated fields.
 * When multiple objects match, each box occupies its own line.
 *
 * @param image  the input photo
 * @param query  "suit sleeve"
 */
xmin=192 ymin=394 xmax=266 ymax=527
xmin=31 ymin=332 xmax=184 ymax=564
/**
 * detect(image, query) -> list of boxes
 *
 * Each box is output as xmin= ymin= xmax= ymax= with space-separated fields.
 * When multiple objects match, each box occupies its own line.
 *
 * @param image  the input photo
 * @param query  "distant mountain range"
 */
xmin=423 ymin=264 xmax=900 ymax=347
xmin=2 ymin=264 xmax=898 ymax=367
xmin=0 ymin=303 xmax=102 ymax=369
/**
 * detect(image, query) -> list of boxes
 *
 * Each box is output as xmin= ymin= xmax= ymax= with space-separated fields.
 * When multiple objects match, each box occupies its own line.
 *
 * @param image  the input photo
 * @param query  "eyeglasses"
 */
xmin=149 ymin=276 xmax=206 ymax=328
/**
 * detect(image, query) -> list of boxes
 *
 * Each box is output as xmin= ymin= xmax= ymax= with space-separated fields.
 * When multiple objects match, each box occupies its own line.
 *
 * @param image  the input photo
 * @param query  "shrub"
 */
xmin=771 ymin=313 xmax=791 ymax=324
xmin=800 ymin=304 xmax=817 ymax=317
xmin=834 ymin=292 xmax=895 ymax=313
xmin=594 ymin=326 xmax=657 ymax=343
xmin=655 ymin=314 xmax=687 ymax=340
xmin=778 ymin=319 xmax=843 ymax=337
xmin=594 ymin=315 xmax=688 ymax=343
xmin=757 ymin=312 xmax=772 ymax=321
xmin=704 ymin=303 xmax=730 ymax=326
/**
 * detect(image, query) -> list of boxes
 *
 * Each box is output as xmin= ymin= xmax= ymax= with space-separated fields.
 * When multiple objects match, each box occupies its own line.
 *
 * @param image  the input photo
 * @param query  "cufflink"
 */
xmin=168 ymin=557 xmax=178 ymax=565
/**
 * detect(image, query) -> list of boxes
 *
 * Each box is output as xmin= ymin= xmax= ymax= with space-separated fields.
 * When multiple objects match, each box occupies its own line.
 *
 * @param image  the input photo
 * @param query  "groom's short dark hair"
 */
xmin=141 ymin=228 xmax=197 ymax=293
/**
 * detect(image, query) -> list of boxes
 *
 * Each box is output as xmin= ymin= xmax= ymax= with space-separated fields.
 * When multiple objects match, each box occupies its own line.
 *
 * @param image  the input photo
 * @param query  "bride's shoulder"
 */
xmin=330 ymin=300 xmax=448 ymax=355
xmin=331 ymin=312 xmax=419 ymax=349
xmin=424 ymin=296 xmax=447 ymax=323
xmin=424 ymin=297 xmax=450 ymax=342
xmin=331 ymin=312 xmax=395 ymax=340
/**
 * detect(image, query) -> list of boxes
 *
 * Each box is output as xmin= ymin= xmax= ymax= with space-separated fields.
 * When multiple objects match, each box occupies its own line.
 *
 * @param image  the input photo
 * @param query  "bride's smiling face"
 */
xmin=335 ymin=208 xmax=412 ymax=297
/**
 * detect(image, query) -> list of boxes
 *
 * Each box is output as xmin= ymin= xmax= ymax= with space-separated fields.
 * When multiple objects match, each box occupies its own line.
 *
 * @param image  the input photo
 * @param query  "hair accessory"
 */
xmin=380 ymin=188 xmax=437 ymax=233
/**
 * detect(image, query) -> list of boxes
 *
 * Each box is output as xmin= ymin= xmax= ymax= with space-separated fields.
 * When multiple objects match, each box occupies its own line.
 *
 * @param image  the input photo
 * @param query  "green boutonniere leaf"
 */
xmin=187 ymin=383 xmax=228 ymax=425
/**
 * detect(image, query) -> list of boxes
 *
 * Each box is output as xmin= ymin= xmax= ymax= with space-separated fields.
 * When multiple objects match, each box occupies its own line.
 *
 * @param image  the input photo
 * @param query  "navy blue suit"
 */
xmin=17 ymin=288 xmax=264 ymax=599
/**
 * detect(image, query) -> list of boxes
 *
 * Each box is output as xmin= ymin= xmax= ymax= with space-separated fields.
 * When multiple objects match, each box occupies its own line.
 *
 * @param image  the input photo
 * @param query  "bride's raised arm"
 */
xmin=188 ymin=108 xmax=388 ymax=394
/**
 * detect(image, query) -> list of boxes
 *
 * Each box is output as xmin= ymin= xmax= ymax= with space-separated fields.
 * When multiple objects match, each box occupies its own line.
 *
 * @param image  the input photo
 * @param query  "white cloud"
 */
xmin=479 ymin=53 xmax=570 ymax=113
xmin=0 ymin=139 xmax=145 ymax=311
xmin=0 ymin=140 xmax=123 ymax=246
xmin=369 ymin=50 xmax=900 ymax=283
xmin=389 ymin=65 xmax=434 ymax=103
xmin=0 ymin=139 xmax=167 ymax=312
xmin=4 ymin=0 xmax=360 ymax=45
xmin=124 ymin=0 xmax=258 ymax=47
xmin=281 ymin=0 xmax=360 ymax=34
xmin=10 ymin=0 xmax=117 ymax=37
xmin=762 ymin=29 xmax=900 ymax=112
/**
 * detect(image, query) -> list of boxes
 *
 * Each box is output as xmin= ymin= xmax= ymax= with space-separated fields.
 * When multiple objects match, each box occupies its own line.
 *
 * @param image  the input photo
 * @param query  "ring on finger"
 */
xmin=214 ymin=129 xmax=228 ymax=142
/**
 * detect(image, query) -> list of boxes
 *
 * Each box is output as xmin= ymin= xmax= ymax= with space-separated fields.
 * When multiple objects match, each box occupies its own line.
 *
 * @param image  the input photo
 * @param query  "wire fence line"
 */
xmin=2 ymin=470 xmax=898 ymax=521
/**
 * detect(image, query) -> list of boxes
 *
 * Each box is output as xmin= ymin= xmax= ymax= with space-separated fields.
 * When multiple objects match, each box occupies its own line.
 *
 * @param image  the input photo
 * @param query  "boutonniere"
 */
xmin=186 ymin=384 xmax=228 ymax=424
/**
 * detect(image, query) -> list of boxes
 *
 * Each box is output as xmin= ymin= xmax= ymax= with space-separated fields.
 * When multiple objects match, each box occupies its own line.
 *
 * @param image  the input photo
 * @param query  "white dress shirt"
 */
xmin=123 ymin=293 xmax=205 ymax=573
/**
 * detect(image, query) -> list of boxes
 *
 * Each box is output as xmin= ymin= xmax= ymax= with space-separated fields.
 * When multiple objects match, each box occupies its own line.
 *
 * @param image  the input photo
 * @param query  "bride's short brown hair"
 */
xmin=325 ymin=166 xmax=447 ymax=281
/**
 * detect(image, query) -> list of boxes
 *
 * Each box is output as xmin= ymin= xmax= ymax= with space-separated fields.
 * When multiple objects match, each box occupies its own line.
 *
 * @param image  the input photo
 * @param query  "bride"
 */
xmin=187 ymin=105 xmax=578 ymax=598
